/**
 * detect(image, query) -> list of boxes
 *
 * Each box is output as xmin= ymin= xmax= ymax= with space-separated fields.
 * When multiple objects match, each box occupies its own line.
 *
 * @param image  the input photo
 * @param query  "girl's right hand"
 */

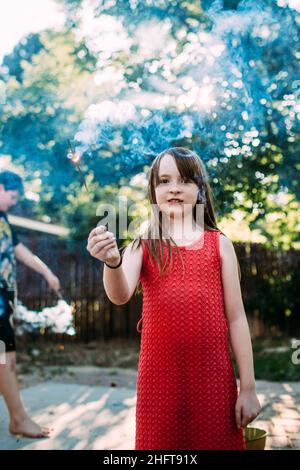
xmin=87 ymin=225 xmax=120 ymax=266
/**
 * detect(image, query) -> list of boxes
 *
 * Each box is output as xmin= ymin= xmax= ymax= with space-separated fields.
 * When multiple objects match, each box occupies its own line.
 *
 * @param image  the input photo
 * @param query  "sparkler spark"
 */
xmin=67 ymin=140 xmax=90 ymax=194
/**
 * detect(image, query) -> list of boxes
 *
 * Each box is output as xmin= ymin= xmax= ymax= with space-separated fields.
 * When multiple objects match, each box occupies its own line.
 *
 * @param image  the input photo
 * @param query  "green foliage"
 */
xmin=2 ymin=33 xmax=44 ymax=83
xmin=0 ymin=0 xmax=298 ymax=249
xmin=243 ymin=255 xmax=300 ymax=333
xmin=254 ymin=351 xmax=300 ymax=381
xmin=233 ymin=339 xmax=300 ymax=381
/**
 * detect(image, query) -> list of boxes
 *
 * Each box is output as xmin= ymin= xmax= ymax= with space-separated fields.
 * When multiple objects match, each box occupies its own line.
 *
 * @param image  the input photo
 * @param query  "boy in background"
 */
xmin=0 ymin=171 xmax=60 ymax=438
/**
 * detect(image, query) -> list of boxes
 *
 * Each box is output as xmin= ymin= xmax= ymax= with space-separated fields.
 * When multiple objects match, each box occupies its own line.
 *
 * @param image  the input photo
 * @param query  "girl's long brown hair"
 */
xmin=129 ymin=147 xmax=241 ymax=292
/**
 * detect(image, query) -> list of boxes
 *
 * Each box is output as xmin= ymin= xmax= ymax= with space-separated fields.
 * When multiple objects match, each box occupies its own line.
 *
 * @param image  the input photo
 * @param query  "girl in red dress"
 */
xmin=87 ymin=147 xmax=261 ymax=450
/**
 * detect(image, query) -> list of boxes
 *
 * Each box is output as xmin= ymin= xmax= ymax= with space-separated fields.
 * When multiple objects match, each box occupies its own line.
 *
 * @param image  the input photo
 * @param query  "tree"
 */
xmin=0 ymin=0 xmax=298 ymax=246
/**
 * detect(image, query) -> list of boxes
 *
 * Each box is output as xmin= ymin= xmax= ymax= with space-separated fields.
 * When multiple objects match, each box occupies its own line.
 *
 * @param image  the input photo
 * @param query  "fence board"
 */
xmin=15 ymin=231 xmax=299 ymax=341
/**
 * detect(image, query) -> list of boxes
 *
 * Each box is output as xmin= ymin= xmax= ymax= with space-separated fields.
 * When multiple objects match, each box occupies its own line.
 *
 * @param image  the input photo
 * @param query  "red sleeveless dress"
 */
xmin=135 ymin=229 xmax=246 ymax=450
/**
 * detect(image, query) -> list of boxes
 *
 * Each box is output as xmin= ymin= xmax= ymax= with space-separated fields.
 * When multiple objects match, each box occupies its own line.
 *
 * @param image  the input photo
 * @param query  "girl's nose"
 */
xmin=169 ymin=187 xmax=182 ymax=194
xmin=169 ymin=182 xmax=182 ymax=190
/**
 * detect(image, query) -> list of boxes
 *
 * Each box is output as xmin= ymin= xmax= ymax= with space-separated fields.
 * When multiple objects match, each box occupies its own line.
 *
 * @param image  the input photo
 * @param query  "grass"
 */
xmin=254 ymin=351 xmax=299 ymax=381
xmin=234 ymin=338 xmax=300 ymax=382
xmin=16 ymin=338 xmax=300 ymax=382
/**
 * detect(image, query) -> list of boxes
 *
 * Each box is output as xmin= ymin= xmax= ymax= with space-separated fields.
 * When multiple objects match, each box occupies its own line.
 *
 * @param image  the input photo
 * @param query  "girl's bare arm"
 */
xmin=87 ymin=226 xmax=143 ymax=305
xmin=103 ymin=241 xmax=143 ymax=305
xmin=220 ymin=234 xmax=255 ymax=390
xmin=220 ymin=234 xmax=261 ymax=427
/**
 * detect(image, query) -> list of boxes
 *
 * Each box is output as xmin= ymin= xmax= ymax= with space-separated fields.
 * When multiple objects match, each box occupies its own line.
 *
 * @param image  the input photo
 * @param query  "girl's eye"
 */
xmin=158 ymin=178 xmax=192 ymax=185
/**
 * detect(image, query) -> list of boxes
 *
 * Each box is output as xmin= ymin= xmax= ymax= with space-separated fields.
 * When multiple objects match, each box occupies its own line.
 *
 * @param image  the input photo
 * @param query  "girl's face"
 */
xmin=154 ymin=154 xmax=199 ymax=219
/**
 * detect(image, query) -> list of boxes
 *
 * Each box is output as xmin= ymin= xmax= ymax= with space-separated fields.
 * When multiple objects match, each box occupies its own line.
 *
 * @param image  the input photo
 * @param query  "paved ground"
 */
xmin=0 ymin=367 xmax=299 ymax=450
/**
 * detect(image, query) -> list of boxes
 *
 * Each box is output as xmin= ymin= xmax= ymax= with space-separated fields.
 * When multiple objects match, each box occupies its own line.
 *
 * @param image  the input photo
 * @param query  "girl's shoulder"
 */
xmin=204 ymin=229 xmax=229 ymax=261
xmin=125 ymin=238 xmax=143 ymax=255
xmin=218 ymin=233 xmax=237 ymax=262
xmin=128 ymin=237 xmax=146 ymax=262
xmin=218 ymin=232 xmax=233 ymax=245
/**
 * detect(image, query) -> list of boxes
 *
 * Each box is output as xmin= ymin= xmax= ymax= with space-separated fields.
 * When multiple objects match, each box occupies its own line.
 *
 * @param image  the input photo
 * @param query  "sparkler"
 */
xmin=67 ymin=140 xmax=90 ymax=194
xmin=67 ymin=140 xmax=109 ymax=232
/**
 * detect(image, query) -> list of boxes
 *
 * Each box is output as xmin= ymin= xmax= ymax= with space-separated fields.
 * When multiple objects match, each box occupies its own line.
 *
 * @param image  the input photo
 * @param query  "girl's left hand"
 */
xmin=235 ymin=390 xmax=261 ymax=429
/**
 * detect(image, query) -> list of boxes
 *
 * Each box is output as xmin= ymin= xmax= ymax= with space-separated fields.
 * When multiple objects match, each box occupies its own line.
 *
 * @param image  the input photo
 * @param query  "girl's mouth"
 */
xmin=168 ymin=199 xmax=183 ymax=204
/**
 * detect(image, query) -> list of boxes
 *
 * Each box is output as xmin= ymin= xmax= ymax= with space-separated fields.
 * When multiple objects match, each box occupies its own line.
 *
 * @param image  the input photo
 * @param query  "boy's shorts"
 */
xmin=0 ymin=293 xmax=16 ymax=353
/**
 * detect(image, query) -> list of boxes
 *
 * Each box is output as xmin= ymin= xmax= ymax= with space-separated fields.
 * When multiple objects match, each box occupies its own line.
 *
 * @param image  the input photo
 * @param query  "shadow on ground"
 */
xmin=1 ymin=369 xmax=300 ymax=450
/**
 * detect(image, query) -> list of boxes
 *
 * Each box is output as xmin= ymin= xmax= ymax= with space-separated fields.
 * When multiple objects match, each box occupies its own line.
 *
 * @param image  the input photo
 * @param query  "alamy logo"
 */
xmin=95 ymin=196 xmax=205 ymax=250
xmin=291 ymin=339 xmax=300 ymax=365
xmin=0 ymin=340 xmax=6 ymax=365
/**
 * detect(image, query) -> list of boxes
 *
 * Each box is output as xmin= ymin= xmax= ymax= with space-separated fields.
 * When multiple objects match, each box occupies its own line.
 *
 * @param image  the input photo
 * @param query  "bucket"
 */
xmin=244 ymin=427 xmax=267 ymax=450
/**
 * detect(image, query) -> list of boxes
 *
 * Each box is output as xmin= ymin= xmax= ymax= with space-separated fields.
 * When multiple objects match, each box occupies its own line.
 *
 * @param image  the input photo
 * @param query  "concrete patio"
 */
xmin=0 ymin=368 xmax=299 ymax=450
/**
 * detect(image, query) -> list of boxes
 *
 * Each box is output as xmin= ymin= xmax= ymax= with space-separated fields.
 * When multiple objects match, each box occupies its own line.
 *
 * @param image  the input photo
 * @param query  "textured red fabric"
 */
xmin=135 ymin=229 xmax=246 ymax=450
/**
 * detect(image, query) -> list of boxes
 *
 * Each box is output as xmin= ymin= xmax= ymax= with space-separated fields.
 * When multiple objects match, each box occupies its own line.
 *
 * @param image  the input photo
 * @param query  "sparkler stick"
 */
xmin=67 ymin=140 xmax=90 ymax=194
xmin=67 ymin=141 xmax=108 ymax=232
xmin=57 ymin=290 xmax=64 ymax=300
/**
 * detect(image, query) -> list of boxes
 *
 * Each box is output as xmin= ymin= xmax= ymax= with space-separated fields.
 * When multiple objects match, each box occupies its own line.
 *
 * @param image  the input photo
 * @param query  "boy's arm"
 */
xmin=220 ymin=234 xmax=261 ymax=427
xmin=14 ymin=243 xmax=60 ymax=291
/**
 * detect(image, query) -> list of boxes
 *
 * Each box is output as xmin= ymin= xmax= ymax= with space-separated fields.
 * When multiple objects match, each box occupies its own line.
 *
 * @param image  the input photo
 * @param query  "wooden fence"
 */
xmin=15 ymin=230 xmax=299 ymax=341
